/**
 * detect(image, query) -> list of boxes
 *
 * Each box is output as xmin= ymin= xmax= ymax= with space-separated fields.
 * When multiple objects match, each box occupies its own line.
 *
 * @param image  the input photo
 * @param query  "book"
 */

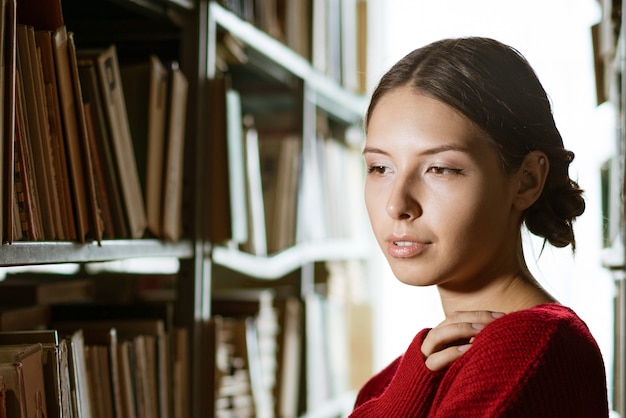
xmin=83 ymin=101 xmax=116 ymax=240
xmin=341 ymin=0 xmax=358 ymax=93
xmin=172 ymin=327 xmax=189 ymax=418
xmin=67 ymin=31 xmax=103 ymax=244
xmin=79 ymin=328 xmax=121 ymax=418
xmin=0 ymin=330 xmax=71 ymax=418
xmin=50 ymin=302 xmax=174 ymax=418
xmin=206 ymin=76 xmax=232 ymax=244
xmin=0 ymin=305 xmax=49 ymax=331
xmin=16 ymin=23 xmax=58 ymax=240
xmin=0 ymin=343 xmax=48 ymax=418
xmin=77 ymin=58 xmax=128 ymax=239
xmin=52 ymin=25 xmax=91 ymax=242
xmin=62 ymin=328 xmax=93 ymax=418
xmin=0 ymin=274 xmax=94 ymax=305
xmin=242 ymin=118 xmax=267 ymax=256
xmin=161 ymin=62 xmax=188 ymax=242
xmin=356 ymin=0 xmax=367 ymax=94
xmin=259 ymin=134 xmax=301 ymax=254
xmin=2 ymin=0 xmax=17 ymax=243
xmin=13 ymin=84 xmax=39 ymax=240
xmin=82 ymin=343 xmax=111 ymax=418
xmin=79 ymin=45 xmax=147 ymax=239
xmin=212 ymin=289 xmax=302 ymax=418
xmin=34 ymin=29 xmax=75 ymax=240
xmin=209 ymin=315 xmax=255 ymax=418
xmin=273 ymin=296 xmax=302 ymax=418
xmin=226 ymin=87 xmax=248 ymax=246
xmin=120 ymin=55 xmax=169 ymax=239
xmin=53 ymin=318 xmax=170 ymax=418
xmin=285 ymin=0 xmax=311 ymax=60
xmin=0 ymin=361 xmax=26 ymax=418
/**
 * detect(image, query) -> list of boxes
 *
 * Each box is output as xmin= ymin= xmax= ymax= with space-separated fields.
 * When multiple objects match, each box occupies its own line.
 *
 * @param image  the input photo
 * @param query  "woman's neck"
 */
xmin=438 ymin=271 xmax=557 ymax=317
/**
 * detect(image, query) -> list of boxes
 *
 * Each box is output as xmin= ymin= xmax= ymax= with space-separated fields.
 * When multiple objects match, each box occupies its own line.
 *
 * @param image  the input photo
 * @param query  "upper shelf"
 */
xmin=0 ymin=239 xmax=194 ymax=267
xmin=207 ymin=2 xmax=367 ymax=125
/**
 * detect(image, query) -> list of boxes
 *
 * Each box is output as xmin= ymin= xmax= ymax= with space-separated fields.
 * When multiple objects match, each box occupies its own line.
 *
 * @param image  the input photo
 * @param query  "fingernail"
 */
xmin=491 ymin=312 xmax=505 ymax=318
xmin=471 ymin=323 xmax=485 ymax=330
xmin=458 ymin=344 xmax=471 ymax=353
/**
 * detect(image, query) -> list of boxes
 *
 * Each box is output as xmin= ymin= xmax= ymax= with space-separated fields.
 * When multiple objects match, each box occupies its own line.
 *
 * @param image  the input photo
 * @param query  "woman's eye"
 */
xmin=367 ymin=165 xmax=388 ymax=175
xmin=427 ymin=166 xmax=462 ymax=175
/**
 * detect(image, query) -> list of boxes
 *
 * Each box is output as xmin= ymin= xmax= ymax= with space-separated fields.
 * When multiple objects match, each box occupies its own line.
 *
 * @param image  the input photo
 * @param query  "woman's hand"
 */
xmin=421 ymin=311 xmax=504 ymax=371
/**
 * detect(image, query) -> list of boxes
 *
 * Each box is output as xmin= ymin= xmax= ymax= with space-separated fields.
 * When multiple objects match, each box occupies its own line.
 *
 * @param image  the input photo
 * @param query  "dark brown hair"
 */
xmin=366 ymin=37 xmax=584 ymax=249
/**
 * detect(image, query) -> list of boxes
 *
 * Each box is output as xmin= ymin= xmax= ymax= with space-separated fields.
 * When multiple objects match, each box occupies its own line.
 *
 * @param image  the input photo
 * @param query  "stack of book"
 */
xmin=1 ymin=0 xmax=189 ymax=244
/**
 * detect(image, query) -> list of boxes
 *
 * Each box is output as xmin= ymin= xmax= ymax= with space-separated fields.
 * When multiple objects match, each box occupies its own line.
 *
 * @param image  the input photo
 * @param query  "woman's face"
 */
xmin=364 ymin=87 xmax=523 ymax=291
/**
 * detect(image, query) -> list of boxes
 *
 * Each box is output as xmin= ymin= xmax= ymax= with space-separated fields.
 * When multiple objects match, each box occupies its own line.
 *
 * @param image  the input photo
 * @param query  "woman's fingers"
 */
xmin=422 ymin=310 xmax=504 ymax=371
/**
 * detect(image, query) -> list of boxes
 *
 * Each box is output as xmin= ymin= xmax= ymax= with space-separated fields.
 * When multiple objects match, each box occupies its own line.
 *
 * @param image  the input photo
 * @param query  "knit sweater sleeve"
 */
xmin=429 ymin=304 xmax=609 ymax=417
xmin=351 ymin=328 xmax=446 ymax=417
xmin=350 ymin=304 xmax=608 ymax=418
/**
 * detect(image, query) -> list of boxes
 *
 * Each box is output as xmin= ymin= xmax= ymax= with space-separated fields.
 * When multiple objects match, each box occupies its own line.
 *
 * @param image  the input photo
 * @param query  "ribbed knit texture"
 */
xmin=350 ymin=303 xmax=608 ymax=417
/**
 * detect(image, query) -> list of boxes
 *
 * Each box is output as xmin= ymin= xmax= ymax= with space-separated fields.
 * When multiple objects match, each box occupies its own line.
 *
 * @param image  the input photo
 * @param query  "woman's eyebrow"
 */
xmin=362 ymin=144 xmax=471 ymax=156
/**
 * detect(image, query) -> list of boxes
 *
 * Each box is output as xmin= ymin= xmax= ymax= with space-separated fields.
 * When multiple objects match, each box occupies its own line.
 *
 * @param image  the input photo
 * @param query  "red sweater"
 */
xmin=350 ymin=303 xmax=608 ymax=417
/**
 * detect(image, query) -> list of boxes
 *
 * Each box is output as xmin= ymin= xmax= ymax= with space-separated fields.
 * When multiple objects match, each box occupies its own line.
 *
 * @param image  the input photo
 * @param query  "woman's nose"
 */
xmin=385 ymin=180 xmax=421 ymax=220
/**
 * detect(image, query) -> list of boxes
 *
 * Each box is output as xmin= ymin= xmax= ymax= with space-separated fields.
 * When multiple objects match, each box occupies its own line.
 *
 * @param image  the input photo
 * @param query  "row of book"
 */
xmin=218 ymin=0 xmax=368 ymax=94
xmin=207 ymin=76 xmax=366 ymax=256
xmin=0 ymin=268 xmax=364 ymax=418
xmin=0 ymin=272 xmax=189 ymax=418
xmin=1 ymin=0 xmax=188 ymax=244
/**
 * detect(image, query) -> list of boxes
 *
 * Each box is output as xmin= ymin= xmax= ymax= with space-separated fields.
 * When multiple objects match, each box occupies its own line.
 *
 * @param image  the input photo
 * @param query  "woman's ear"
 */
xmin=513 ymin=151 xmax=549 ymax=211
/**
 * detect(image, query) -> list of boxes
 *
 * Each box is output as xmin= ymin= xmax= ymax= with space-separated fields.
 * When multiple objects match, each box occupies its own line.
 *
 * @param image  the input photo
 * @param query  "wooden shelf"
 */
xmin=0 ymin=239 xmax=193 ymax=267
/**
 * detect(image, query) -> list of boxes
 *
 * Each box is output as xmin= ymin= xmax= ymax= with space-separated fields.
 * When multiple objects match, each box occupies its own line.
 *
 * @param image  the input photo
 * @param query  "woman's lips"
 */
xmin=386 ymin=239 xmax=428 ymax=258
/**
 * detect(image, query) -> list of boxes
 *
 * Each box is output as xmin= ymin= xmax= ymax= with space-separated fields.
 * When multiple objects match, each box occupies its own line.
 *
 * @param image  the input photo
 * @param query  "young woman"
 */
xmin=351 ymin=37 xmax=609 ymax=417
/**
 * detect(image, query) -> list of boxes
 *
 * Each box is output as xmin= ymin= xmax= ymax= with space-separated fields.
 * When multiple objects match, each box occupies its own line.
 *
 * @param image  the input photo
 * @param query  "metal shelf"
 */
xmin=0 ymin=239 xmax=194 ymax=267
xmin=207 ymin=1 xmax=367 ymax=124
xmin=211 ymin=239 xmax=370 ymax=279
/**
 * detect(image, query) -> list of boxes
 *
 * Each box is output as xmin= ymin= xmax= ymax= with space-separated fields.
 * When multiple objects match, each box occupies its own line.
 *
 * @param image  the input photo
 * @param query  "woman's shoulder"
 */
xmin=486 ymin=302 xmax=598 ymax=348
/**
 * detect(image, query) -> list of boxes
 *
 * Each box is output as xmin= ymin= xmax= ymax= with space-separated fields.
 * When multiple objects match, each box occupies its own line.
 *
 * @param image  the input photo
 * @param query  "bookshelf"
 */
xmin=595 ymin=0 xmax=626 ymax=415
xmin=0 ymin=0 xmax=371 ymax=417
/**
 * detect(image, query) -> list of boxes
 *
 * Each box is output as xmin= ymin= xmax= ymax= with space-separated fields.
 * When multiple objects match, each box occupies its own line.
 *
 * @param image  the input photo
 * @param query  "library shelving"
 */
xmin=0 ymin=0 xmax=371 ymax=417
